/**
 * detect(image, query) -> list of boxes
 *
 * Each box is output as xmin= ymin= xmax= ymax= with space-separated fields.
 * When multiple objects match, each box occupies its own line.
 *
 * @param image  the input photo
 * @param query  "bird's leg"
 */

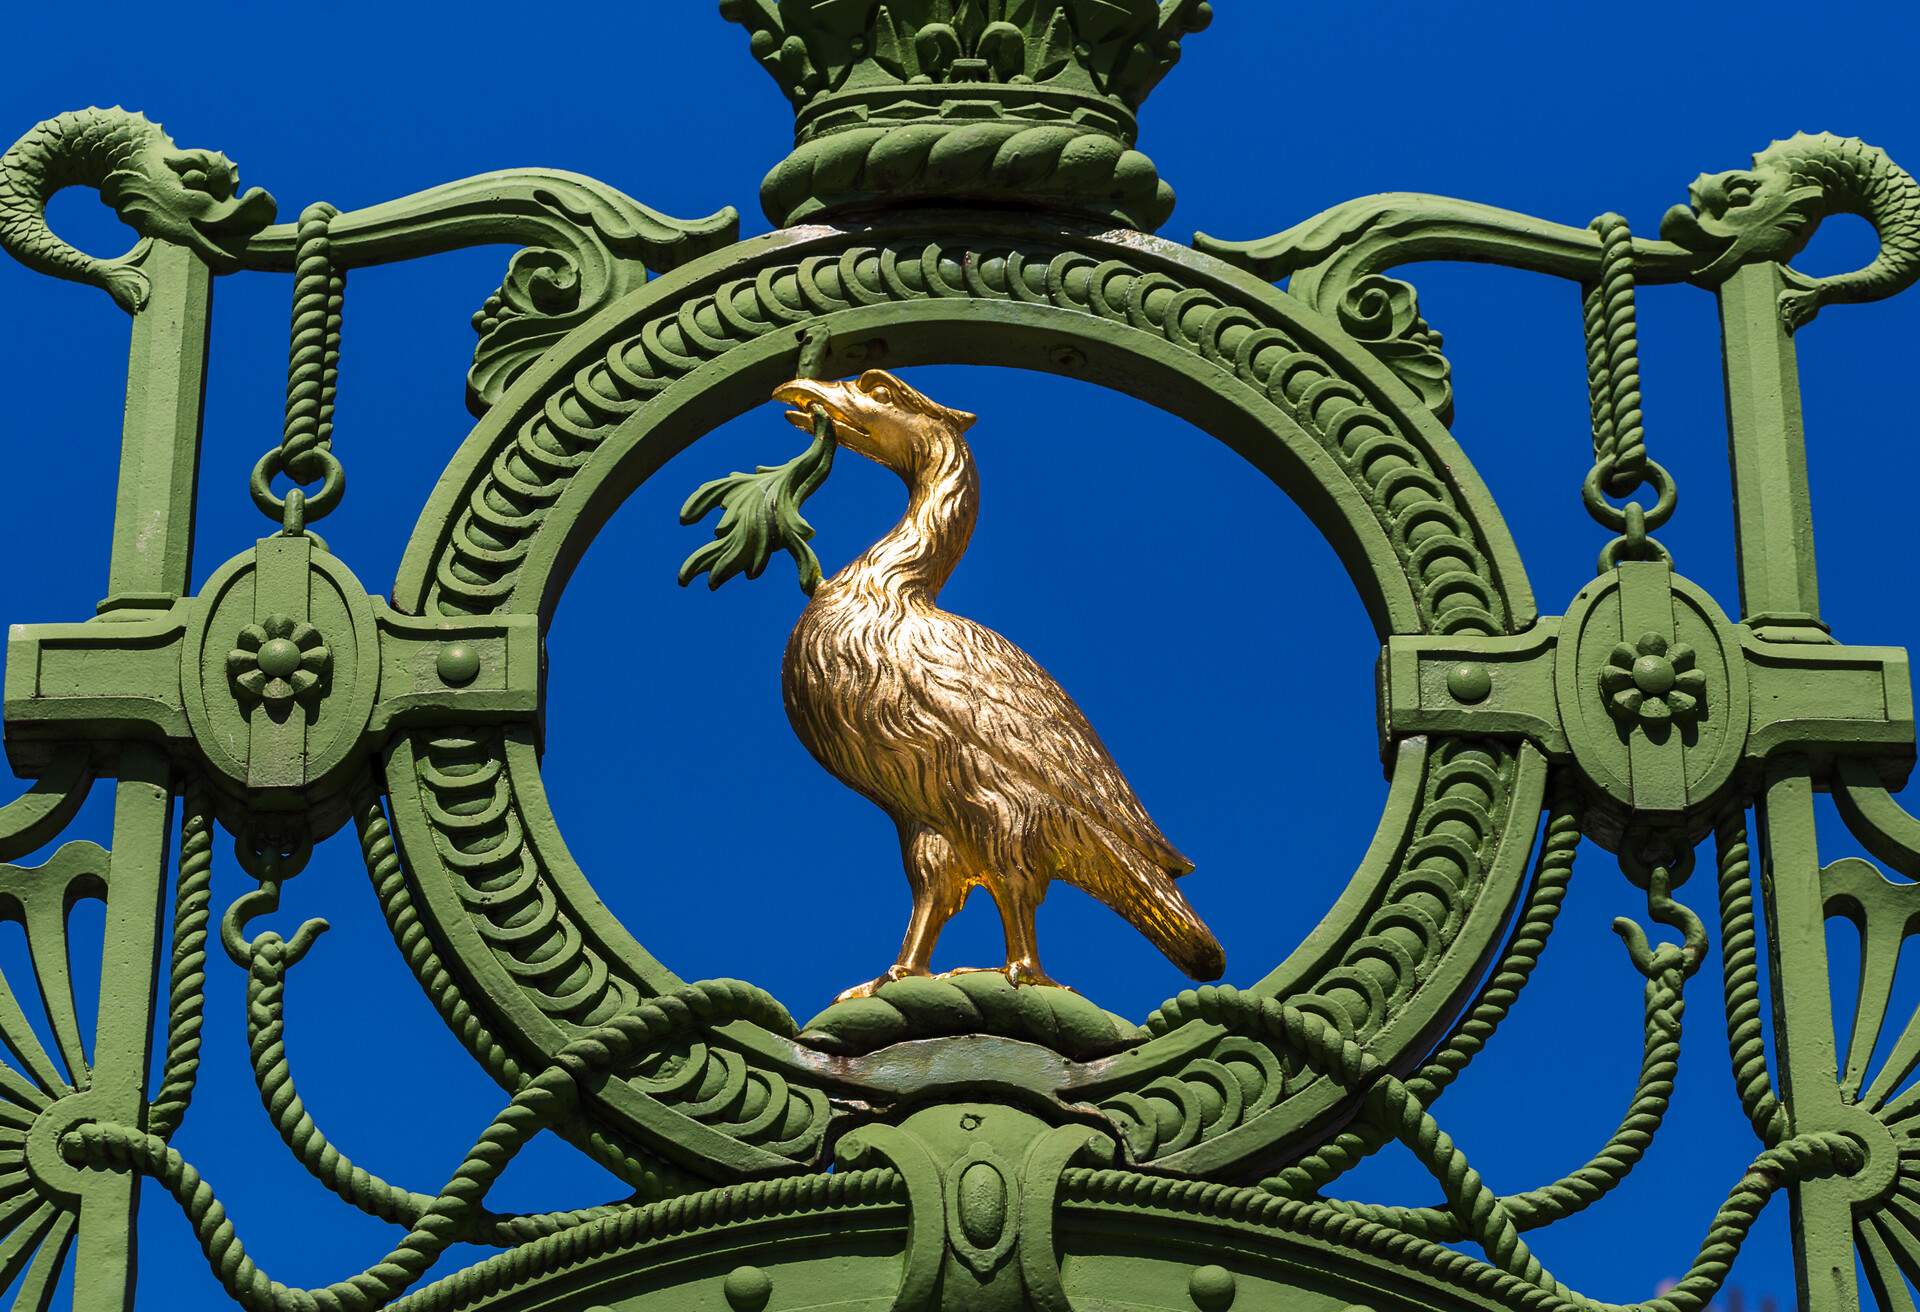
xmin=991 ymin=881 xmax=1066 ymax=990
xmin=833 ymin=827 xmax=962 ymax=1004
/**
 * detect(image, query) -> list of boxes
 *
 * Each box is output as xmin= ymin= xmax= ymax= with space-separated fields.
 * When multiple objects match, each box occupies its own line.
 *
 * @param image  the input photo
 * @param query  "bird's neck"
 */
xmin=849 ymin=431 xmax=978 ymax=604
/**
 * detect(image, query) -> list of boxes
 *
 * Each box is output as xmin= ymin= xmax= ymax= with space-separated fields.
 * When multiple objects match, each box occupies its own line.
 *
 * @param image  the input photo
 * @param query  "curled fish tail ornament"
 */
xmin=0 ymin=108 xmax=162 ymax=309
xmin=1662 ymin=130 xmax=1920 ymax=330
xmin=1768 ymin=132 xmax=1920 ymax=327
xmin=0 ymin=106 xmax=275 ymax=311
xmin=9 ymin=6 xmax=1920 ymax=1308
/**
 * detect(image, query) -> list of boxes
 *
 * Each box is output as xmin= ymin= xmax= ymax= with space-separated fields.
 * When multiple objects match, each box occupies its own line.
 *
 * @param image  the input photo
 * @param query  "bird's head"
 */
xmin=773 ymin=370 xmax=975 ymax=474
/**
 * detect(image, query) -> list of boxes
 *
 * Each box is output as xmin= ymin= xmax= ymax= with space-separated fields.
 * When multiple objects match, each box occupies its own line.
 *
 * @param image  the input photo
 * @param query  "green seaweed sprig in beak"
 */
xmin=677 ymin=404 xmax=838 ymax=594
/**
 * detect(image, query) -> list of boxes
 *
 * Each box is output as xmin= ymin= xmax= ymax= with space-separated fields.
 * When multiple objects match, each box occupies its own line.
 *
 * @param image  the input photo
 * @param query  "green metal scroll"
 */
xmin=0 ymin=6 xmax=1919 ymax=1311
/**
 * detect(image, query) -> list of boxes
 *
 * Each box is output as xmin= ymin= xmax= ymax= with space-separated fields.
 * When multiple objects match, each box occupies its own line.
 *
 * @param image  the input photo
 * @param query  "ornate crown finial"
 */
xmin=720 ymin=0 xmax=1213 ymax=231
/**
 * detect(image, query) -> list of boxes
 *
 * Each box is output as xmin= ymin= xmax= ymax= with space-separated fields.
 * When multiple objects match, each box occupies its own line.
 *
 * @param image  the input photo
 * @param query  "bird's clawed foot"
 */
xmin=1003 ymin=959 xmax=1070 ymax=991
xmin=935 ymin=961 xmax=1072 ymax=990
xmin=834 ymin=961 xmax=1073 ymax=1003
xmin=832 ymin=963 xmax=929 ymax=1004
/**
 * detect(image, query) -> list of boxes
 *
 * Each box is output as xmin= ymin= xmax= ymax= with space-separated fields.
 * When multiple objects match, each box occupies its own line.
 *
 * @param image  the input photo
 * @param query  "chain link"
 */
xmin=233 ymin=823 xmax=313 ymax=883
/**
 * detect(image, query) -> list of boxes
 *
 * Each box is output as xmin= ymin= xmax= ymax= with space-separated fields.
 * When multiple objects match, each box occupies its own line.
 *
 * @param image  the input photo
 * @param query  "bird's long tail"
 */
xmin=1084 ymin=830 xmax=1224 ymax=982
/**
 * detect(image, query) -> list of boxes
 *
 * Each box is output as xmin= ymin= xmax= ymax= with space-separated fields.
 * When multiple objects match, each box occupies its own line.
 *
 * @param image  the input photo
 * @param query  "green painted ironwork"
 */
xmin=0 ymin=6 xmax=1918 ymax=1310
xmin=679 ymin=403 xmax=839 ymax=594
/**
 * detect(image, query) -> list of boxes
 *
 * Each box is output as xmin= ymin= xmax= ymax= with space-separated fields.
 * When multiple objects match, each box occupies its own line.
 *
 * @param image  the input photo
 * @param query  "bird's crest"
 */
xmin=862 ymin=369 xmax=978 ymax=433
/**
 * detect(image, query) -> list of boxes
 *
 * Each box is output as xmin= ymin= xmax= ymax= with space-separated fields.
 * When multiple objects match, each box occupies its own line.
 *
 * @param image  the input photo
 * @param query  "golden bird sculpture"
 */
xmin=681 ymin=368 xmax=1224 ymax=1002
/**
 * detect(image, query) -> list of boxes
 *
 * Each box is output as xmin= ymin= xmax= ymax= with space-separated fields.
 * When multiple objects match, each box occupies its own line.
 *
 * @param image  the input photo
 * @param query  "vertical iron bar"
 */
xmin=1719 ymin=259 xmax=1856 ymax=1312
xmin=101 ymin=242 xmax=211 ymax=616
xmin=1759 ymin=762 xmax=1857 ymax=1312
xmin=71 ymin=240 xmax=211 ymax=1310
xmin=70 ymin=745 xmax=171 ymax=1309
xmin=1719 ymin=262 xmax=1827 ymax=646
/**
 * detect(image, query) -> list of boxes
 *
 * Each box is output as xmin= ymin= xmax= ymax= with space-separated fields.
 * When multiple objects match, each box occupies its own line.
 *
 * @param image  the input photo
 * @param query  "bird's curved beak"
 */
xmin=773 ymin=378 xmax=868 ymax=440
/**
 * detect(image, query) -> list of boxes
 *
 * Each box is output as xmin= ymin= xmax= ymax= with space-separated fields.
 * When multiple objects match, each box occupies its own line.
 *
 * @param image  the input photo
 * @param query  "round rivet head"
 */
xmin=1189 ymin=1264 xmax=1237 ymax=1310
xmin=1446 ymin=662 xmax=1492 ymax=704
xmin=723 ymin=1265 xmax=773 ymax=1312
xmin=257 ymin=637 xmax=303 ymax=679
xmin=1631 ymin=653 xmax=1676 ymax=696
xmin=436 ymin=643 xmax=480 ymax=687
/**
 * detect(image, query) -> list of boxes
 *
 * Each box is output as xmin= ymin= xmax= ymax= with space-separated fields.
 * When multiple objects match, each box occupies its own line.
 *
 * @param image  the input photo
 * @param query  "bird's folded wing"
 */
xmin=910 ymin=613 xmax=1194 ymax=876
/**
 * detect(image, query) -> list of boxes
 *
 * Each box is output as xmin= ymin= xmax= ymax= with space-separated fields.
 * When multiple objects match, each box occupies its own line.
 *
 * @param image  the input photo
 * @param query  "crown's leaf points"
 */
xmin=722 ymin=0 xmax=1212 ymax=229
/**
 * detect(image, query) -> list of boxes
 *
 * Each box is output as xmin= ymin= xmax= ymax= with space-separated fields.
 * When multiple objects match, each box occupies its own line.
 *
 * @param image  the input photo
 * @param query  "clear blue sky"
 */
xmin=1 ymin=1 xmax=1917 ymax=1307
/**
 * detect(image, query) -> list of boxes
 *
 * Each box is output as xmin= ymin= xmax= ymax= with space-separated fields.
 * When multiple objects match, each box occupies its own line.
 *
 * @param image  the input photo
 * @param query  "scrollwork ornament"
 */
xmin=7 ymin=14 xmax=1920 ymax=1312
xmin=1331 ymin=274 xmax=1452 ymax=423
xmin=232 ymin=168 xmax=741 ymax=417
xmin=447 ymin=175 xmax=740 ymax=413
